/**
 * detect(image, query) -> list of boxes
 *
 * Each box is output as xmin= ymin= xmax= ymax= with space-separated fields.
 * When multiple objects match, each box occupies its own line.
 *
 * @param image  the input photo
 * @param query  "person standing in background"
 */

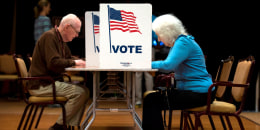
xmin=135 ymin=15 xmax=157 ymax=107
xmin=135 ymin=72 xmax=154 ymax=106
xmin=34 ymin=0 xmax=52 ymax=43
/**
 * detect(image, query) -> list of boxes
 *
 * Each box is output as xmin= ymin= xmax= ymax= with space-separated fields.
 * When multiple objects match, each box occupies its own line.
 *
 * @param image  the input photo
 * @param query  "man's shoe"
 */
xmin=49 ymin=123 xmax=67 ymax=130
xmin=68 ymin=125 xmax=80 ymax=130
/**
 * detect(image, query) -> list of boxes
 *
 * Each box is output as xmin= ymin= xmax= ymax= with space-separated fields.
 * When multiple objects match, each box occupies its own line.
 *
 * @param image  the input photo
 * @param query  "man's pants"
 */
xmin=29 ymin=81 xmax=90 ymax=126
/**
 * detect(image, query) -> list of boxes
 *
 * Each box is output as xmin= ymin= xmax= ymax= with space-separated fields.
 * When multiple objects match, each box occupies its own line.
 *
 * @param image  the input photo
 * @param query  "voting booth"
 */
xmin=85 ymin=4 xmax=152 ymax=69
xmin=85 ymin=11 xmax=100 ymax=68
xmin=82 ymin=4 xmax=153 ymax=129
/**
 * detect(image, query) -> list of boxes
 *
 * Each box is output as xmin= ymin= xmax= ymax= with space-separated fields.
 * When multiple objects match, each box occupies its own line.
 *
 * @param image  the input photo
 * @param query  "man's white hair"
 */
xmin=152 ymin=14 xmax=187 ymax=45
xmin=59 ymin=13 xmax=80 ymax=28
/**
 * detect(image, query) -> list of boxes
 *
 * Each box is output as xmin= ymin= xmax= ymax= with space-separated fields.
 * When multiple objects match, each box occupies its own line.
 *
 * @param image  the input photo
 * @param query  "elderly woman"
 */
xmin=142 ymin=14 xmax=214 ymax=130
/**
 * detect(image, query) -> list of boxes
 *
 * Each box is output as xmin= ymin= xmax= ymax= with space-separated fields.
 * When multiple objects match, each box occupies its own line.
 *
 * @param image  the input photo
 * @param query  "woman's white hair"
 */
xmin=152 ymin=14 xmax=187 ymax=45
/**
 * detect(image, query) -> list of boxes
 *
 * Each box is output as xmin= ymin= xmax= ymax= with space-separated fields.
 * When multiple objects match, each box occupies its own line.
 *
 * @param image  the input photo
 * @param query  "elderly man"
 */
xmin=29 ymin=14 xmax=89 ymax=130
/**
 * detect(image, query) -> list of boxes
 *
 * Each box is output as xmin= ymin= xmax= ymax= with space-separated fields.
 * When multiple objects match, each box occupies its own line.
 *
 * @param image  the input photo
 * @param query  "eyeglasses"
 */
xmin=70 ymin=24 xmax=80 ymax=35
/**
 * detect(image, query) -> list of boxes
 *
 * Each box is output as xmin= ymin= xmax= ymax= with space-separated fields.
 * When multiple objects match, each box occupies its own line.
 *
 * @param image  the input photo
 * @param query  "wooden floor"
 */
xmin=0 ymin=98 xmax=260 ymax=130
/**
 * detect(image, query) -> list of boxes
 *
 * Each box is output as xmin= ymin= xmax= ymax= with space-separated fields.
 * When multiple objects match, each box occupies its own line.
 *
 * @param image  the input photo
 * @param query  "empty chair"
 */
xmin=183 ymin=56 xmax=255 ymax=130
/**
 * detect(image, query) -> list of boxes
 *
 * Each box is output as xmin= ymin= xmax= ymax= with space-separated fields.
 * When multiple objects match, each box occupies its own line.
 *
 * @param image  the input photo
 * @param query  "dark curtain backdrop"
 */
xmin=5 ymin=0 xmax=259 ymax=110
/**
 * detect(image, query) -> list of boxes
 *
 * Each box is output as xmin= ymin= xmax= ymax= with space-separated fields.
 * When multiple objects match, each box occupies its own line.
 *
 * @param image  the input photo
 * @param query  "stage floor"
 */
xmin=0 ymin=98 xmax=260 ymax=130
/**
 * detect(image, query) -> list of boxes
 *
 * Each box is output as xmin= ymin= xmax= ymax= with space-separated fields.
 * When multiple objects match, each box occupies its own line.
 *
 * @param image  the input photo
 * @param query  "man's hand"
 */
xmin=74 ymin=59 xmax=86 ymax=66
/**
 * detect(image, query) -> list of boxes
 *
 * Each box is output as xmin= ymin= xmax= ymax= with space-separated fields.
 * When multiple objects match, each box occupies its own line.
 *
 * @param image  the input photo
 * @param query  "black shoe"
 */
xmin=68 ymin=125 xmax=80 ymax=130
xmin=49 ymin=123 xmax=67 ymax=130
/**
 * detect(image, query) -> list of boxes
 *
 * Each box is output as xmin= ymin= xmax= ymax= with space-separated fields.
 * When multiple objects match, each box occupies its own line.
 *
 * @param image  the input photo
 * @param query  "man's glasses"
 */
xmin=70 ymin=24 xmax=80 ymax=35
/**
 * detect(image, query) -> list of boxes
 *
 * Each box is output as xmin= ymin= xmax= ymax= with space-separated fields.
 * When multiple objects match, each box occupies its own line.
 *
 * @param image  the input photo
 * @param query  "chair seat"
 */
xmin=185 ymin=101 xmax=236 ymax=113
xmin=0 ymin=75 xmax=18 ymax=80
xmin=143 ymin=90 xmax=157 ymax=98
xmin=63 ymin=75 xmax=84 ymax=82
xmin=29 ymin=96 xmax=67 ymax=103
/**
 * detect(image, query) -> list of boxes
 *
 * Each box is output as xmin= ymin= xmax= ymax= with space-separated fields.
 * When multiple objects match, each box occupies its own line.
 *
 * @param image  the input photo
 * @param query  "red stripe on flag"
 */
xmin=109 ymin=9 xmax=141 ymax=34
xmin=94 ymin=25 xmax=99 ymax=34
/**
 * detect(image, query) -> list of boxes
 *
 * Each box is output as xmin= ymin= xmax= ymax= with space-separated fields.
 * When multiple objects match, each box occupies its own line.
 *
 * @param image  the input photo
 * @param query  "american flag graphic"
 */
xmin=93 ymin=15 xmax=100 ymax=34
xmin=109 ymin=7 xmax=142 ymax=34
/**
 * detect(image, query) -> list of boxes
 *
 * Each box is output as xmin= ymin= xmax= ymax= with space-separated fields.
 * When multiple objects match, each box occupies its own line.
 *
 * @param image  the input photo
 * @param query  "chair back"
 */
xmin=154 ymin=73 xmax=174 ymax=88
xmin=28 ymin=56 xmax=32 ymax=67
xmin=232 ymin=56 xmax=255 ymax=102
xmin=0 ymin=54 xmax=17 ymax=74
xmin=215 ymin=56 xmax=234 ymax=98
xmin=13 ymin=56 xmax=30 ymax=96
xmin=16 ymin=58 xmax=28 ymax=78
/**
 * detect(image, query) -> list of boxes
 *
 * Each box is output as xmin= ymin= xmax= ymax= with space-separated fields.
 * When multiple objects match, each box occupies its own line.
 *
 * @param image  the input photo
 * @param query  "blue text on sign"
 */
xmin=112 ymin=45 xmax=142 ymax=53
